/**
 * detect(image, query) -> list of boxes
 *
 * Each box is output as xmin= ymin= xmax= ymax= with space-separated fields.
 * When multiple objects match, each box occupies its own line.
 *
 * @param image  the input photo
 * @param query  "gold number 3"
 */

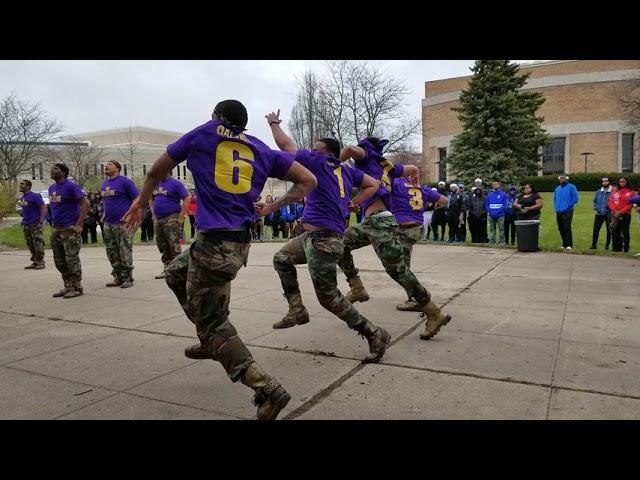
xmin=214 ymin=141 xmax=254 ymax=194
xmin=408 ymin=188 xmax=423 ymax=211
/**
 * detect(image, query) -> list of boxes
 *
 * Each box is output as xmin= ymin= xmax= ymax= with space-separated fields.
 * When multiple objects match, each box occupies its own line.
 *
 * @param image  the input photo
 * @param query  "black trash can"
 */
xmin=515 ymin=220 xmax=541 ymax=252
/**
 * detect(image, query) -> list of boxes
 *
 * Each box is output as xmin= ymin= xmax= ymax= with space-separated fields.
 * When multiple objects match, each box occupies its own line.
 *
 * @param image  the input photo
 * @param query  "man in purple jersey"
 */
xmin=150 ymin=173 xmax=191 ymax=279
xmin=122 ymin=100 xmax=317 ymax=420
xmin=264 ymin=110 xmax=391 ymax=363
xmin=19 ymin=179 xmax=48 ymax=269
xmin=101 ymin=160 xmax=139 ymax=288
xmin=390 ymin=178 xmax=448 ymax=312
xmin=49 ymin=163 xmax=89 ymax=299
xmin=339 ymin=138 xmax=453 ymax=340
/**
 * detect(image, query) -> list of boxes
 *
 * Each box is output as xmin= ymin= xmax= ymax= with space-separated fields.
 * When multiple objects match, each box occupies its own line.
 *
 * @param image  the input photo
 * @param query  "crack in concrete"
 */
xmin=545 ymin=255 xmax=574 ymax=419
xmin=378 ymin=360 xmax=640 ymax=404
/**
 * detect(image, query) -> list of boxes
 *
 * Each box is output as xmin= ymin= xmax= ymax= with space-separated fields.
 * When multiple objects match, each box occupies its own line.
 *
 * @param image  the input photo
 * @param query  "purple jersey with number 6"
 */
xmin=353 ymin=139 xmax=404 ymax=213
xmin=166 ymin=120 xmax=294 ymax=231
xmin=391 ymin=178 xmax=442 ymax=224
xmin=294 ymin=150 xmax=364 ymax=235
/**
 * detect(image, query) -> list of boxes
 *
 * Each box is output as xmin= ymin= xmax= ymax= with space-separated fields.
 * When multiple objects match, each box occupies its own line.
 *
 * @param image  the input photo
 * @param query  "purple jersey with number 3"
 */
xmin=391 ymin=178 xmax=442 ymax=224
xmin=353 ymin=139 xmax=404 ymax=213
xmin=294 ymin=150 xmax=364 ymax=235
xmin=166 ymin=120 xmax=294 ymax=231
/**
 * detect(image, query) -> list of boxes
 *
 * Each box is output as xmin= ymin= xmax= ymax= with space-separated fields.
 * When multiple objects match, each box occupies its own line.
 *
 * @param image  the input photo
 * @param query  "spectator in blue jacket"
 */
xmin=504 ymin=186 xmax=518 ymax=246
xmin=591 ymin=177 xmax=612 ymax=250
xmin=485 ymin=180 xmax=508 ymax=244
xmin=554 ymin=175 xmax=579 ymax=249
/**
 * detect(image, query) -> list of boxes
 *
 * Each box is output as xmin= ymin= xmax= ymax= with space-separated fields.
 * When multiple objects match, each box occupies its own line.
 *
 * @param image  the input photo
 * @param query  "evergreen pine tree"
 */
xmin=447 ymin=60 xmax=551 ymax=185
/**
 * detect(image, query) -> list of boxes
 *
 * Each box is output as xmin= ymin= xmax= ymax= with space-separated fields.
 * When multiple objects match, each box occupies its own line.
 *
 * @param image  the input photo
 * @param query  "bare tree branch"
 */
xmin=48 ymin=138 xmax=108 ymax=187
xmin=0 ymin=93 xmax=63 ymax=180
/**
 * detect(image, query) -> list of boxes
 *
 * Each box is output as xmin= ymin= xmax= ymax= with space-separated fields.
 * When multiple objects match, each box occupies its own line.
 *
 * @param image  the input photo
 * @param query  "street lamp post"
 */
xmin=580 ymin=152 xmax=594 ymax=174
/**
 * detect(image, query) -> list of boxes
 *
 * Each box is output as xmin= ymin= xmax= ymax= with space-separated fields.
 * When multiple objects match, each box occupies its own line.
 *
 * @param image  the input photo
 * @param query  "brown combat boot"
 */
xmin=241 ymin=362 xmax=291 ymax=420
xmin=184 ymin=342 xmax=211 ymax=359
xmin=345 ymin=276 xmax=370 ymax=303
xmin=419 ymin=301 xmax=452 ymax=340
xmin=355 ymin=319 xmax=391 ymax=364
xmin=396 ymin=299 xmax=421 ymax=311
xmin=24 ymin=263 xmax=37 ymax=269
xmin=52 ymin=288 xmax=69 ymax=298
xmin=106 ymin=277 xmax=123 ymax=287
xmin=273 ymin=293 xmax=310 ymax=329
xmin=63 ymin=288 xmax=83 ymax=299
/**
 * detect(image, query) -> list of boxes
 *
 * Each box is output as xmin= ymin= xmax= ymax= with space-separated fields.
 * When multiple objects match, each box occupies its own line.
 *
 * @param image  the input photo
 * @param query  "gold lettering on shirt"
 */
xmin=50 ymin=192 xmax=62 ymax=203
xmin=102 ymin=186 xmax=117 ymax=197
xmin=216 ymin=125 xmax=252 ymax=144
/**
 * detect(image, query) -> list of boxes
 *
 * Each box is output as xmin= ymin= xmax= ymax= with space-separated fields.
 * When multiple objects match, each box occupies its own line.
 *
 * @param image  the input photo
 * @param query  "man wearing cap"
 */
xmin=121 ymin=100 xmax=317 ymax=420
xmin=150 ymin=172 xmax=191 ymax=279
xmin=101 ymin=160 xmax=140 ymax=288
xmin=504 ymin=186 xmax=519 ymax=246
xmin=446 ymin=183 xmax=465 ymax=243
xmin=591 ymin=177 xmax=612 ymax=250
xmin=457 ymin=183 xmax=467 ymax=242
xmin=466 ymin=184 xmax=488 ymax=243
xmin=18 ymin=179 xmax=48 ymax=270
xmin=553 ymin=175 xmax=579 ymax=249
xmin=485 ymin=180 xmax=508 ymax=245
xmin=431 ymin=181 xmax=448 ymax=241
xmin=49 ymin=163 xmax=89 ymax=298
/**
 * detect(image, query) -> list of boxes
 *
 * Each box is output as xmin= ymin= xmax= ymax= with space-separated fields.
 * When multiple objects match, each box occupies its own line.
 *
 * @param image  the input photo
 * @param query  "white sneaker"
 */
xmin=634 ymin=252 xmax=640 ymax=256
xmin=566 ymin=246 xmax=572 ymax=250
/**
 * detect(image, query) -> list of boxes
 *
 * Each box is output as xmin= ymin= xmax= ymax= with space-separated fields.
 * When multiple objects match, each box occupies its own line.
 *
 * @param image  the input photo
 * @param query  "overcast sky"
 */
xmin=0 ymin=60 xmax=536 ymax=150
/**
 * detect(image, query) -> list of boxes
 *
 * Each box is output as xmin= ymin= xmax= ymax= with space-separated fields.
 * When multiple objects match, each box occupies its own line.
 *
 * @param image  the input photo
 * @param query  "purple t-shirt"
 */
xmin=152 ymin=177 xmax=189 ymax=219
xmin=353 ymin=139 xmax=404 ymax=213
xmin=101 ymin=175 xmax=139 ymax=225
xmin=49 ymin=179 xmax=86 ymax=227
xmin=294 ymin=150 xmax=364 ymax=235
xmin=391 ymin=179 xmax=442 ymax=224
xmin=166 ymin=120 xmax=294 ymax=230
xmin=20 ymin=191 xmax=44 ymax=225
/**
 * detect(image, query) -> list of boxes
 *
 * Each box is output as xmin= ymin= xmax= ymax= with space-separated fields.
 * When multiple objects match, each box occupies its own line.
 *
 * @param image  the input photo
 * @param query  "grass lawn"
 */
xmin=2 ymin=191 xmax=639 ymax=257
xmin=422 ymin=191 xmax=640 ymax=256
xmin=0 ymin=223 xmax=152 ymax=249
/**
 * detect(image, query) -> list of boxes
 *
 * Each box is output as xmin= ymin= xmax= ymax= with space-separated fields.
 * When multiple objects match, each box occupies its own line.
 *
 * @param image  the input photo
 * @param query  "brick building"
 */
xmin=422 ymin=60 xmax=640 ymax=182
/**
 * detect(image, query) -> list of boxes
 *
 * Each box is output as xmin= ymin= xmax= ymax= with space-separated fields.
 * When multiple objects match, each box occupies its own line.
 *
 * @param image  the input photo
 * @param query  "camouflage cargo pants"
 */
xmin=50 ymin=227 xmax=82 ymax=291
xmin=165 ymin=233 xmax=255 ymax=382
xmin=396 ymin=224 xmax=424 ymax=270
xmin=23 ymin=223 xmax=45 ymax=265
xmin=103 ymin=222 xmax=134 ymax=280
xmin=273 ymin=231 xmax=364 ymax=329
xmin=338 ymin=214 xmax=431 ymax=305
xmin=155 ymin=214 xmax=183 ymax=267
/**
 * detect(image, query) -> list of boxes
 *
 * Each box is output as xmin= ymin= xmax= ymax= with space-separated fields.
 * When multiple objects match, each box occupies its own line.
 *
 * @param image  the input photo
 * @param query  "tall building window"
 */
xmin=142 ymin=164 xmax=147 ymax=176
xmin=38 ymin=163 xmax=44 ymax=180
xmin=622 ymin=133 xmax=635 ymax=173
xmin=437 ymin=147 xmax=447 ymax=181
xmin=124 ymin=164 xmax=128 ymax=177
xmin=31 ymin=163 xmax=36 ymax=180
xmin=542 ymin=137 xmax=566 ymax=175
xmin=93 ymin=164 xmax=98 ymax=176
xmin=183 ymin=165 xmax=187 ymax=179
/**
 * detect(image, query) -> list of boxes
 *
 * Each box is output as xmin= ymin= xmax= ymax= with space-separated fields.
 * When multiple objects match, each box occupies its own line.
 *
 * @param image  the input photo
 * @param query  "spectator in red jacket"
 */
xmin=607 ymin=177 xmax=636 ymax=252
xmin=187 ymin=189 xmax=197 ymax=239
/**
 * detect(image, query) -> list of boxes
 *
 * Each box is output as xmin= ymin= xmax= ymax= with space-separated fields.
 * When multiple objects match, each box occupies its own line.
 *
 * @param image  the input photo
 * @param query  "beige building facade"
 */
xmin=422 ymin=60 xmax=640 ymax=182
xmin=22 ymin=125 xmax=290 ymax=198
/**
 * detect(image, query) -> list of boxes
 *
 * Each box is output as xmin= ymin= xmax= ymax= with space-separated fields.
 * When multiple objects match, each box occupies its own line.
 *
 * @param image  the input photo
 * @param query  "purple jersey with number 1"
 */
xmin=294 ymin=150 xmax=364 ymax=235
xmin=166 ymin=120 xmax=294 ymax=231
xmin=391 ymin=178 xmax=442 ymax=224
xmin=353 ymin=139 xmax=404 ymax=213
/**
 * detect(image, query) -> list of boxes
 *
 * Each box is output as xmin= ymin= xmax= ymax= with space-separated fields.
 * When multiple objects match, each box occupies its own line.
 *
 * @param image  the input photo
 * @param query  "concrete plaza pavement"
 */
xmin=1 ymin=241 xmax=639 ymax=420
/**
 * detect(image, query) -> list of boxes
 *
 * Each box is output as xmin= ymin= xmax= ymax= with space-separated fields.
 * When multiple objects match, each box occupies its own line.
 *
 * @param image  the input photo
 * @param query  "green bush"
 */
xmin=519 ymin=173 xmax=640 ymax=192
